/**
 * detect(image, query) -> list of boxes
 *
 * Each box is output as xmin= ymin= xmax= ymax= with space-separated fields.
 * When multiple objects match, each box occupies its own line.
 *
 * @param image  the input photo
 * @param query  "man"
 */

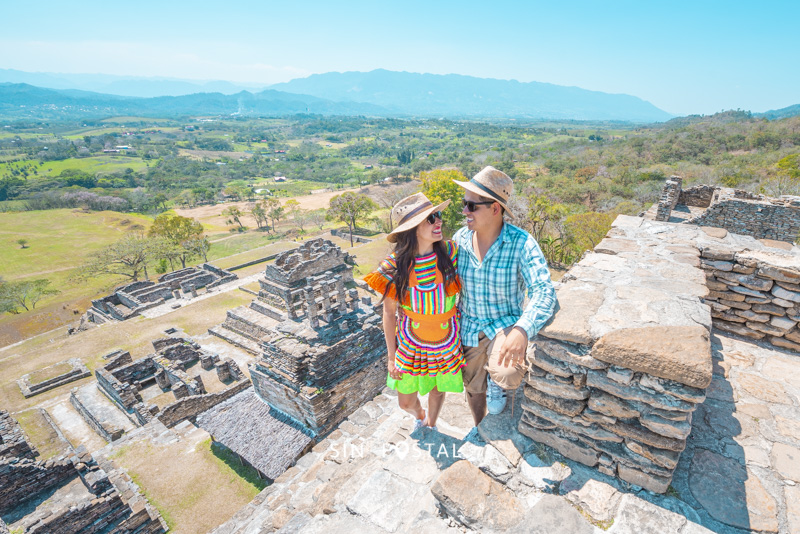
xmin=453 ymin=166 xmax=557 ymax=434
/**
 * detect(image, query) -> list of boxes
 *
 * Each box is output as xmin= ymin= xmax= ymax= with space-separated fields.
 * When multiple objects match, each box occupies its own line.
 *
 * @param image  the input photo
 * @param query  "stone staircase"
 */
xmin=209 ymin=305 xmax=279 ymax=355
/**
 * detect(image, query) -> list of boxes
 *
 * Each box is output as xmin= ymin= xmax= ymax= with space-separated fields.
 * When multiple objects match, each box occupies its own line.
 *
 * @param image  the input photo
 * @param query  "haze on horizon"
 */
xmin=1 ymin=0 xmax=797 ymax=117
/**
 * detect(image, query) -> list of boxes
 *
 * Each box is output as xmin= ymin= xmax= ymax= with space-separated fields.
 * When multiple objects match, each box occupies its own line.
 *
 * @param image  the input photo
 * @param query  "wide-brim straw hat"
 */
xmin=387 ymin=192 xmax=451 ymax=243
xmin=454 ymin=166 xmax=514 ymax=218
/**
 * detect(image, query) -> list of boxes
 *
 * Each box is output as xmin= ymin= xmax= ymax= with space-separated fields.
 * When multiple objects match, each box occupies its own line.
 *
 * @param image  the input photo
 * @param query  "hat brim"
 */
xmin=386 ymin=199 xmax=451 ymax=243
xmin=453 ymin=180 xmax=514 ymax=219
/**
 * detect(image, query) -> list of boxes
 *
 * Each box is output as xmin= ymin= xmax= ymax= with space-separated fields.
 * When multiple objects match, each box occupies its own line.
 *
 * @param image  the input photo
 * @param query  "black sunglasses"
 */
xmin=462 ymin=199 xmax=495 ymax=212
xmin=425 ymin=211 xmax=443 ymax=224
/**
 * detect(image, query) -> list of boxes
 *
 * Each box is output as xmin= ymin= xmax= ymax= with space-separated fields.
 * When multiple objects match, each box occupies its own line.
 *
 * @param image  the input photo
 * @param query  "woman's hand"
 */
xmin=388 ymin=359 xmax=403 ymax=380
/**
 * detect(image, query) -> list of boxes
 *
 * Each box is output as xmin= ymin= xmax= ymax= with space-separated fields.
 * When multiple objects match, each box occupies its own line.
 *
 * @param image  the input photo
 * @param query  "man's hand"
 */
xmin=498 ymin=327 xmax=528 ymax=368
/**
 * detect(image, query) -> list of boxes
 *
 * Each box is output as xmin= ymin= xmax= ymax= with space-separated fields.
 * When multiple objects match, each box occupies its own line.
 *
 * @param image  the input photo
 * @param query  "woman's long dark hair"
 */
xmin=382 ymin=228 xmax=456 ymax=304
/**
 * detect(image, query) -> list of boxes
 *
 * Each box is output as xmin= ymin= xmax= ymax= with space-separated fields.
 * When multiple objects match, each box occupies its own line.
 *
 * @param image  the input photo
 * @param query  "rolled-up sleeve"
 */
xmin=515 ymin=236 xmax=557 ymax=339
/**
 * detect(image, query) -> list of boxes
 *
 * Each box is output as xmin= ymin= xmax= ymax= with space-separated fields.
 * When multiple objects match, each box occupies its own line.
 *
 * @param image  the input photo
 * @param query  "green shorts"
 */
xmin=386 ymin=370 xmax=464 ymax=396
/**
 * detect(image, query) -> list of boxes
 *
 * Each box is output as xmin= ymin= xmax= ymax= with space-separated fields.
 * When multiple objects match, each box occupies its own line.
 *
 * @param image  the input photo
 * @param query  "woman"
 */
xmin=364 ymin=193 xmax=465 ymax=430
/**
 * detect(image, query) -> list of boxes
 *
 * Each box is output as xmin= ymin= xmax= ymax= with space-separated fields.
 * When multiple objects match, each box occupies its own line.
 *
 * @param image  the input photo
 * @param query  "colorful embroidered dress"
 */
xmin=364 ymin=241 xmax=465 ymax=395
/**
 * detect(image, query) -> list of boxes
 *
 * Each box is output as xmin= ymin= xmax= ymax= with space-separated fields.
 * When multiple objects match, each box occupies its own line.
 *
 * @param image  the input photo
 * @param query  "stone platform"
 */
xmin=209 ymin=324 xmax=798 ymax=534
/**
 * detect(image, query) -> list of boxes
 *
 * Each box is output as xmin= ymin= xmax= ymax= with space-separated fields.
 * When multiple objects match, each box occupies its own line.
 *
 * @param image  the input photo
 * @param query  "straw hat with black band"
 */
xmin=453 ymin=166 xmax=514 ymax=218
xmin=386 ymin=193 xmax=451 ymax=243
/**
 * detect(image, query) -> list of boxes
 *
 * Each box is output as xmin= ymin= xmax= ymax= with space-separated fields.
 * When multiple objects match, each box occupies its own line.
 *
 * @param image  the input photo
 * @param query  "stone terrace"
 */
xmin=211 ymin=216 xmax=799 ymax=534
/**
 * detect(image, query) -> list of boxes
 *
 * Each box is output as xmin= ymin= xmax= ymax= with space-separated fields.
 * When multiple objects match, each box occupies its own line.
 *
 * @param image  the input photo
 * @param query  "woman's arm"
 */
xmin=382 ymin=298 xmax=403 ymax=380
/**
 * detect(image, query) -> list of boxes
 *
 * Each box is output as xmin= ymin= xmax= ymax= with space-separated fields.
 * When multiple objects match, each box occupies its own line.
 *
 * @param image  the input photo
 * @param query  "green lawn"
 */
xmin=1 ymin=156 xmax=149 ymax=177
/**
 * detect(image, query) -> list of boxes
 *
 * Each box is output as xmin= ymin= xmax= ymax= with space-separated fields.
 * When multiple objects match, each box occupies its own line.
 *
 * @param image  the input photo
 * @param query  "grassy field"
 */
xmin=0 ymin=209 xmax=154 ymax=345
xmin=0 ymin=289 xmax=253 ymax=414
xmin=1 ymin=156 xmax=149 ymax=177
xmin=209 ymin=241 xmax=298 ymax=269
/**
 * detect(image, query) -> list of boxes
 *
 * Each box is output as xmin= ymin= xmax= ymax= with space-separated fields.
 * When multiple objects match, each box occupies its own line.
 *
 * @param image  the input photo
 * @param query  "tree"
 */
xmin=184 ymin=236 xmax=211 ymax=263
xmin=223 ymin=206 xmax=245 ymax=230
xmin=251 ymin=203 xmax=267 ymax=230
xmin=563 ymin=212 xmax=616 ymax=253
xmin=761 ymin=154 xmax=800 ymax=197
xmin=328 ymin=192 xmax=377 ymax=246
xmin=79 ymin=232 xmax=162 ymax=282
xmin=17 ymin=239 xmax=28 ymax=249
xmin=0 ymin=279 xmax=59 ymax=314
xmin=148 ymin=214 xmax=205 ymax=268
xmin=309 ymin=209 xmax=327 ymax=231
xmin=419 ymin=169 xmax=466 ymax=238
xmin=263 ymin=198 xmax=283 ymax=232
xmin=375 ymin=183 xmax=418 ymax=231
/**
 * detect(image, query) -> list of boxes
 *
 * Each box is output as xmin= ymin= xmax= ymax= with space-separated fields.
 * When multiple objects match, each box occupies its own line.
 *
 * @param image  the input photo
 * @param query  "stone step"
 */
xmin=220 ymin=306 xmax=276 ymax=344
xmin=250 ymin=299 xmax=288 ymax=321
xmin=208 ymin=326 xmax=262 ymax=356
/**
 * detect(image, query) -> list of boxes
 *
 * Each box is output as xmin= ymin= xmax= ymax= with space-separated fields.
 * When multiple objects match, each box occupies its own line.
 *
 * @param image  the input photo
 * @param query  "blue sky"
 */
xmin=1 ymin=0 xmax=798 ymax=116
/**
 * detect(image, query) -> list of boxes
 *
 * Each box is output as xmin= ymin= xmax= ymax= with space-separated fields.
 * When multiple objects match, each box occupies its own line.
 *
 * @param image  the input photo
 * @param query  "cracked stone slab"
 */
xmin=506 ymin=494 xmax=594 ymax=534
xmin=347 ymin=469 xmax=434 ymax=533
xmin=607 ymin=494 xmax=686 ymax=534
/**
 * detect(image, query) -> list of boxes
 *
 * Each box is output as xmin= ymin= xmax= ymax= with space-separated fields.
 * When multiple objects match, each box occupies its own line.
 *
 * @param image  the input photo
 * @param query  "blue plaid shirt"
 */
xmin=454 ymin=222 xmax=557 ymax=347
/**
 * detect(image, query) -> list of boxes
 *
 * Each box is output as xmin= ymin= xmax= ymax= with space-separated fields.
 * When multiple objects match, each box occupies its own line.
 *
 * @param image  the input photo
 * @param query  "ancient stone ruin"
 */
xmin=649 ymin=175 xmax=800 ymax=243
xmin=202 ymin=238 xmax=385 ymax=479
xmin=0 ymin=410 xmax=166 ymax=533
xmin=17 ymin=358 xmax=90 ymax=398
xmin=83 ymin=263 xmax=237 ymax=324
xmin=521 ymin=214 xmax=800 ymax=494
xmin=82 ymin=337 xmax=249 ymax=438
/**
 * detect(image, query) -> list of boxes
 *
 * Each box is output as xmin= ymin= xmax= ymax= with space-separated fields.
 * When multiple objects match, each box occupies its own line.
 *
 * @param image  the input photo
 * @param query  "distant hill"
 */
xmin=0 ymin=68 xmax=262 ymax=97
xmin=758 ymin=103 xmax=800 ymax=120
xmin=0 ymin=83 xmax=388 ymax=120
xmin=270 ymin=69 xmax=673 ymax=122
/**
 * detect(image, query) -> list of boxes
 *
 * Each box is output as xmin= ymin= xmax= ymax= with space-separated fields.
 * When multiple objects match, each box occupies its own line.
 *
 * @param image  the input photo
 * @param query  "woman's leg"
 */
xmin=424 ymin=387 xmax=446 ymax=427
xmin=397 ymin=391 xmax=425 ymax=422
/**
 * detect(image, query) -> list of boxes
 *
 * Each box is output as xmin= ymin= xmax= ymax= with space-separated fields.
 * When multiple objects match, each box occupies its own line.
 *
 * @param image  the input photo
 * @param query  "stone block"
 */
xmin=639 ymin=413 xmax=692 ymax=440
xmin=523 ymin=399 xmax=622 ymax=442
xmin=617 ymin=464 xmax=671 ymax=493
xmin=525 ymin=374 xmax=589 ymax=400
xmin=608 ymin=494 xmax=687 ymax=532
xmin=747 ymin=320 xmax=788 ymax=336
xmin=430 ymin=461 xmax=525 ymax=530
xmin=757 ymin=265 xmax=800 ymax=284
xmin=588 ymin=391 xmax=639 ymax=419
xmin=771 ymin=442 xmax=800 ymax=482
xmin=624 ymin=440 xmax=680 ymax=469
xmin=539 ymin=281 xmax=606 ymax=344
xmin=772 ymin=284 xmax=800 ymax=303
xmin=587 ymin=370 xmax=695 ymax=412
xmin=591 ymin=325 xmax=712 ymax=388
xmin=517 ymin=423 xmax=600 ymax=467
xmin=536 ymin=339 xmax=608 ymax=370
xmin=523 ymin=386 xmax=586 ymax=417
xmin=506 ymin=495 xmax=594 ymax=534
xmin=770 ymin=314 xmax=796 ymax=331
xmin=599 ymin=421 xmax=686 ymax=452
xmin=713 ymin=320 xmax=765 ymax=339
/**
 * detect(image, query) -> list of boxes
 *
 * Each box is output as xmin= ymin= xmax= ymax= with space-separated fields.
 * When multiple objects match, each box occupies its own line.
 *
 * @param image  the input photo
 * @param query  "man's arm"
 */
xmin=515 ymin=236 xmax=557 ymax=339
xmin=497 ymin=235 xmax=557 ymax=367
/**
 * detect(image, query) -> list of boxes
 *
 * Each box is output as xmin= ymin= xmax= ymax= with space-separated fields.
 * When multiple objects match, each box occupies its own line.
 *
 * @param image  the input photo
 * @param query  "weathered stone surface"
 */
xmin=523 ymin=399 xmax=622 ymax=442
xmin=600 ymin=421 xmax=686 ymax=452
xmin=562 ymin=477 xmax=622 ymax=523
xmin=751 ymin=303 xmax=787 ymax=315
xmin=607 ymin=494 xmax=687 ymax=533
xmin=588 ymin=391 xmax=639 ymax=419
xmin=606 ymin=366 xmax=633 ymax=385
xmin=689 ymin=449 xmax=779 ymax=532
xmin=517 ymin=423 xmax=600 ymax=467
xmin=772 ymin=284 xmax=800 ymax=303
xmin=536 ymin=339 xmax=608 ymax=370
xmin=769 ymin=314 xmax=796 ymax=331
xmin=711 ymin=309 xmax=747 ymax=323
xmin=525 ymin=374 xmax=589 ymax=400
xmin=762 ymin=354 xmax=800 ymax=388
xmin=430 ymin=460 xmax=525 ymax=530
xmin=729 ymin=285 xmax=768 ymax=298
xmin=708 ymin=289 xmax=746 ymax=301
xmin=523 ymin=386 xmax=586 ymax=417
xmin=786 ymin=328 xmax=800 ymax=343
xmin=713 ymin=319 xmax=766 ymax=339
xmin=529 ymin=346 xmax=573 ymax=378
xmin=734 ymin=309 xmax=770 ymax=322
xmin=587 ymin=370 xmax=695 ymax=412
xmin=476 ymin=412 xmax=528 ymax=467
xmin=456 ymin=441 xmax=513 ymax=479
xmin=639 ymin=413 xmax=692 ymax=440
xmin=506 ymin=495 xmax=594 ymax=534
xmin=518 ymin=452 xmax=562 ymax=491
xmin=776 ymin=414 xmax=800 ymax=439
xmin=786 ymin=484 xmax=800 ymax=534
xmin=591 ymin=326 xmax=712 ymax=388
xmin=715 ymin=271 xmax=774 ymax=291
xmin=737 ymin=372 xmax=789 ymax=404
xmin=637 ymin=374 xmax=706 ymax=404
xmin=540 ymin=281 xmax=605 ymax=344
xmin=595 ymin=237 xmax=640 ymax=255
xmin=700 ymin=246 xmax=736 ymax=261
xmin=700 ymin=227 xmax=728 ymax=239
xmin=625 ymin=440 xmax=680 ymax=469
xmin=770 ymin=336 xmax=800 ymax=352
xmin=705 ymin=279 xmax=729 ymax=291
xmin=771 ymin=443 xmax=800 ymax=482
xmin=701 ymin=259 xmax=734 ymax=271
xmin=617 ymin=464 xmax=672 ymax=493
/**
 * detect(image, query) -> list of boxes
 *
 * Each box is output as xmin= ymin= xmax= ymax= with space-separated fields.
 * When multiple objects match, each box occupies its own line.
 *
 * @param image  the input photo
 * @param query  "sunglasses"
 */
xmin=425 ymin=211 xmax=443 ymax=224
xmin=462 ymin=199 xmax=495 ymax=212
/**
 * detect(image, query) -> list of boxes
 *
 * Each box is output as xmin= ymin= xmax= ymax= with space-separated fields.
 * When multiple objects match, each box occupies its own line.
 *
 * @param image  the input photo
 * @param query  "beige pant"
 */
xmin=462 ymin=326 xmax=532 ymax=394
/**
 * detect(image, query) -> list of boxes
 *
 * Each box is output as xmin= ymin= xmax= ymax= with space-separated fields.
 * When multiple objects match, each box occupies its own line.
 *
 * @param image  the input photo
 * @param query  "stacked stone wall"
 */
xmin=0 ymin=410 xmax=37 ymax=461
xmin=0 ymin=456 xmax=77 ymax=514
xmin=69 ymin=389 xmax=124 ymax=441
xmin=17 ymin=358 xmax=90 ymax=398
xmin=678 ymin=184 xmax=716 ymax=207
xmin=96 ymin=357 xmax=157 ymax=411
xmin=700 ymin=245 xmax=800 ymax=352
xmin=156 ymin=379 xmax=251 ymax=428
xmin=688 ymin=196 xmax=800 ymax=243
xmin=654 ymin=175 xmax=683 ymax=221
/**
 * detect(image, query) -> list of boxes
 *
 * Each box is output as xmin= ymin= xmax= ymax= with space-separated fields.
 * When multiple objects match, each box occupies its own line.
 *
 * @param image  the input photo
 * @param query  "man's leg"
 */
xmin=461 ymin=335 xmax=491 ymax=427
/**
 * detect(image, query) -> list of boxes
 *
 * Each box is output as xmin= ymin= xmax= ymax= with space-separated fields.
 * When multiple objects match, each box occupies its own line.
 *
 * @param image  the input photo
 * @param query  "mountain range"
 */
xmin=0 ymin=68 xmax=797 ymax=123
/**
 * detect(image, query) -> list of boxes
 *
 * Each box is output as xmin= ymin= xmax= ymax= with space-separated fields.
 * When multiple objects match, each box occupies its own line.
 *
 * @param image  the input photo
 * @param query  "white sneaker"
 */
xmin=413 ymin=418 xmax=425 ymax=432
xmin=486 ymin=376 xmax=507 ymax=415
